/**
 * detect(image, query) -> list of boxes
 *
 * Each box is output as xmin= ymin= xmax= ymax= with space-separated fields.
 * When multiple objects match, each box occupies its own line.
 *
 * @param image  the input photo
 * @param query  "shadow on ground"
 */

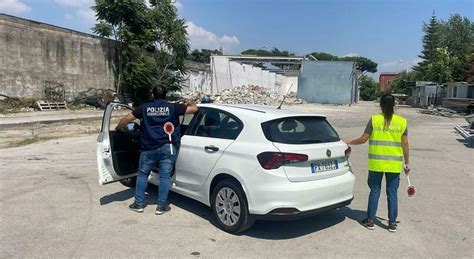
xmin=100 ymin=185 xmax=371 ymax=239
xmin=456 ymin=138 xmax=474 ymax=148
xmin=100 ymin=188 xmax=135 ymax=205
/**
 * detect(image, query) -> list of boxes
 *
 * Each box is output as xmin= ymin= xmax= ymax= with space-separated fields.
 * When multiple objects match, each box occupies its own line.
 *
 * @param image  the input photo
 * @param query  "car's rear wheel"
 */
xmin=119 ymin=176 xmax=137 ymax=188
xmin=211 ymin=179 xmax=255 ymax=234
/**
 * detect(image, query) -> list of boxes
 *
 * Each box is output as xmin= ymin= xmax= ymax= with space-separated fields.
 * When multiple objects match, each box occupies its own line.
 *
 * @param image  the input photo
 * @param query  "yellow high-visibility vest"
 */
xmin=368 ymin=114 xmax=407 ymax=173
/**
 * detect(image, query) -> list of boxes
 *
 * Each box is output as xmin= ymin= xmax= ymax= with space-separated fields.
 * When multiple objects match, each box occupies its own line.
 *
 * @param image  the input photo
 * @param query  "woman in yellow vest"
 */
xmin=344 ymin=93 xmax=410 ymax=232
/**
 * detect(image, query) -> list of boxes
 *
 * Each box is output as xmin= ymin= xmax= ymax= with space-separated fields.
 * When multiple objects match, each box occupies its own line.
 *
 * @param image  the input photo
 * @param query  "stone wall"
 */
xmin=0 ymin=14 xmax=118 ymax=100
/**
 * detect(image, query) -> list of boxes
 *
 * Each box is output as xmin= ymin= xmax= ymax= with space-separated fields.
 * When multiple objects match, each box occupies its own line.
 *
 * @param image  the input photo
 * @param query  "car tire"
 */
xmin=119 ymin=176 xmax=137 ymax=188
xmin=211 ymin=179 xmax=255 ymax=234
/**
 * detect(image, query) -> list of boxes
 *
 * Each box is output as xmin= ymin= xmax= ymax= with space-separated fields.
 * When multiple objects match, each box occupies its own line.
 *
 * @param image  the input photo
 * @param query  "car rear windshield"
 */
xmin=261 ymin=116 xmax=340 ymax=144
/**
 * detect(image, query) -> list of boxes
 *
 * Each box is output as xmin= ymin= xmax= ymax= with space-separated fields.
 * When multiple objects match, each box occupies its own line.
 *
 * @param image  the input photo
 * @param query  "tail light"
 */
xmin=257 ymin=152 xmax=308 ymax=170
xmin=345 ymin=146 xmax=352 ymax=157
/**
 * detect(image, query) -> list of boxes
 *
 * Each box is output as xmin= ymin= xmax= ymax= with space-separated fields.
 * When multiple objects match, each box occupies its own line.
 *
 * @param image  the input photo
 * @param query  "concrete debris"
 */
xmin=181 ymin=85 xmax=305 ymax=106
xmin=442 ymin=98 xmax=474 ymax=114
xmin=465 ymin=114 xmax=474 ymax=124
xmin=74 ymin=88 xmax=118 ymax=109
xmin=454 ymin=115 xmax=474 ymax=140
xmin=419 ymin=107 xmax=462 ymax=117
xmin=0 ymin=95 xmax=37 ymax=114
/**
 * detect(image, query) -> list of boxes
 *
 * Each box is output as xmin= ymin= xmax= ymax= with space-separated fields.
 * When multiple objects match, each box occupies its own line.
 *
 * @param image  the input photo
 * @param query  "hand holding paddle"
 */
xmin=403 ymin=164 xmax=410 ymax=175
xmin=164 ymin=122 xmax=175 ymax=155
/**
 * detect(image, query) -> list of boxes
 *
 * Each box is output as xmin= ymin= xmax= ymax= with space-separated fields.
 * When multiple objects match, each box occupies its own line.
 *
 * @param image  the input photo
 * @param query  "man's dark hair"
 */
xmin=152 ymin=85 xmax=167 ymax=100
xmin=380 ymin=93 xmax=395 ymax=121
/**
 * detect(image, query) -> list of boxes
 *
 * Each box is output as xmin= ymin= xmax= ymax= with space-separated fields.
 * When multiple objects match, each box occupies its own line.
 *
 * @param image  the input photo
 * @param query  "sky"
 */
xmin=1 ymin=0 xmax=473 ymax=78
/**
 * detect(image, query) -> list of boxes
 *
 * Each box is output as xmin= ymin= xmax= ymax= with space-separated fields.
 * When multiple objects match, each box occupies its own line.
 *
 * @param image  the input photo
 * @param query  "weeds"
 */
xmin=0 ymin=96 xmax=37 ymax=114
xmin=7 ymin=136 xmax=57 ymax=148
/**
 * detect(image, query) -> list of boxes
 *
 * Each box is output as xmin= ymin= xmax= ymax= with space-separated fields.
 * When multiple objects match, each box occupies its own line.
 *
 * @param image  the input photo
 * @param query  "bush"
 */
xmin=0 ymin=96 xmax=37 ymax=114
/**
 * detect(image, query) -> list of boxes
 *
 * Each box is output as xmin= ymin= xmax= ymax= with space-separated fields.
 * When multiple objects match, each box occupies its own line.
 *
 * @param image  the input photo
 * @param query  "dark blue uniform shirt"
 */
xmin=132 ymin=100 xmax=187 ymax=151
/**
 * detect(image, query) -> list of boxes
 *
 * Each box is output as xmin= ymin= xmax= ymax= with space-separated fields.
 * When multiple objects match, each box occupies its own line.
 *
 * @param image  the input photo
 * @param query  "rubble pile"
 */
xmin=73 ymin=88 xmax=118 ymax=109
xmin=181 ymin=85 xmax=305 ymax=105
xmin=0 ymin=95 xmax=36 ymax=114
xmin=419 ymin=107 xmax=462 ymax=117
xmin=180 ymin=91 xmax=204 ymax=103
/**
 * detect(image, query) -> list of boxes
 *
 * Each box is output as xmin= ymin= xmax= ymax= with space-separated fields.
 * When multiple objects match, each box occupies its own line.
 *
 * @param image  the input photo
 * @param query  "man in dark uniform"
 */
xmin=115 ymin=86 xmax=198 ymax=214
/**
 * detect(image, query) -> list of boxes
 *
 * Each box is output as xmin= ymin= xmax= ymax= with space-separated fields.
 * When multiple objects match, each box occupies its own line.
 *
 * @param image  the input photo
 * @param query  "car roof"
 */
xmin=197 ymin=103 xmax=326 ymax=121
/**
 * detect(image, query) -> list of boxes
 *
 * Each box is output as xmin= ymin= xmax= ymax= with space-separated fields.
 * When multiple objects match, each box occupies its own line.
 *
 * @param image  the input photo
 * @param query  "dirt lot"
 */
xmin=0 ymin=102 xmax=473 ymax=258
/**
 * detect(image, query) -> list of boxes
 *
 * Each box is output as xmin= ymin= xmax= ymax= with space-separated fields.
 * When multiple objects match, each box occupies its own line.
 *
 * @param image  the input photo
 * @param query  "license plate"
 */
xmin=311 ymin=160 xmax=338 ymax=173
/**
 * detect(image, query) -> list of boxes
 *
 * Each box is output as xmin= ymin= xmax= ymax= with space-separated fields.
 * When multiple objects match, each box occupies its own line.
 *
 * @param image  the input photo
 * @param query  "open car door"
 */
xmin=96 ymin=103 xmax=141 ymax=185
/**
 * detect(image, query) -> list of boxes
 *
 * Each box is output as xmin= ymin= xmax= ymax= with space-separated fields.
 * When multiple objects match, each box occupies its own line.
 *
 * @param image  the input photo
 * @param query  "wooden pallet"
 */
xmin=36 ymin=101 xmax=68 ymax=111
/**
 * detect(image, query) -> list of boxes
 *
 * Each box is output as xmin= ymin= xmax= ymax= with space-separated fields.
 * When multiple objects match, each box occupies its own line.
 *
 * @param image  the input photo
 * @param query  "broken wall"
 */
xmin=184 ymin=70 xmax=211 ymax=92
xmin=0 ymin=14 xmax=117 ymax=100
xmin=210 ymin=55 xmax=298 ymax=95
xmin=182 ymin=60 xmax=212 ymax=92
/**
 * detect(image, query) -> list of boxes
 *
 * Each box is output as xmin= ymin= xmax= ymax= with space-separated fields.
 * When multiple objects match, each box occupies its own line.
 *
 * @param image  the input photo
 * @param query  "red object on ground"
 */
xmin=164 ymin=122 xmax=174 ymax=134
xmin=407 ymin=185 xmax=416 ymax=197
xmin=406 ymin=175 xmax=416 ymax=198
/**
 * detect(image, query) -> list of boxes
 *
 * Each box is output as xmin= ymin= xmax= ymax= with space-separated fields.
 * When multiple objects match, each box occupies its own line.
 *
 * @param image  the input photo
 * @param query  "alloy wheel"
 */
xmin=215 ymin=187 xmax=241 ymax=226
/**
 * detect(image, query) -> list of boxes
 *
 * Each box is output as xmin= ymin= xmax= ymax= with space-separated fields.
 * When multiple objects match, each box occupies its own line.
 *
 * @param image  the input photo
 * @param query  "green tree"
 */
xmin=413 ymin=12 xmax=443 ymax=76
xmin=241 ymin=48 xmax=295 ymax=57
xmin=391 ymin=71 xmax=420 ymax=95
xmin=414 ymin=12 xmax=473 ymax=82
xmin=467 ymin=54 xmax=474 ymax=83
xmin=308 ymin=52 xmax=339 ymax=61
xmin=341 ymin=56 xmax=378 ymax=74
xmin=425 ymin=48 xmax=458 ymax=84
xmin=240 ymin=48 xmax=298 ymax=70
xmin=359 ymin=75 xmax=379 ymax=101
xmin=441 ymin=14 xmax=474 ymax=81
xmin=307 ymin=52 xmax=378 ymax=74
xmin=188 ymin=49 xmax=222 ymax=63
xmin=93 ymin=0 xmax=189 ymax=103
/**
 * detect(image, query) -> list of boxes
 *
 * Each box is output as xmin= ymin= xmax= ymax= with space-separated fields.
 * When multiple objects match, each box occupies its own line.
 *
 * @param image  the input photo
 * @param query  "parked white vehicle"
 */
xmin=97 ymin=103 xmax=355 ymax=233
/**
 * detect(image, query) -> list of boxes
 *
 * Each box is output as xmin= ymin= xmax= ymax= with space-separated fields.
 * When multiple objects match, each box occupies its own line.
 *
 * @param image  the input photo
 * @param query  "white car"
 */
xmin=97 ymin=103 xmax=355 ymax=233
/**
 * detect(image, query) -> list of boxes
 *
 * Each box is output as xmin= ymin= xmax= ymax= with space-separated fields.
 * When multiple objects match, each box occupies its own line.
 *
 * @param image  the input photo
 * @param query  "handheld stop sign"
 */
xmin=164 ymin=122 xmax=175 ymax=155
xmin=406 ymin=175 xmax=416 ymax=198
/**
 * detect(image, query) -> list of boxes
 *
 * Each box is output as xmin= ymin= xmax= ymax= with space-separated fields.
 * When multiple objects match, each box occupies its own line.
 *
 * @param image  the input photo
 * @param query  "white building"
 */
xmin=210 ymin=55 xmax=302 ymax=95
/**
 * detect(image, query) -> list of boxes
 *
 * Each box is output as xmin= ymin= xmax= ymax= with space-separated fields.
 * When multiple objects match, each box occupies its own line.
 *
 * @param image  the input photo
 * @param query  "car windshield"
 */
xmin=261 ymin=116 xmax=340 ymax=144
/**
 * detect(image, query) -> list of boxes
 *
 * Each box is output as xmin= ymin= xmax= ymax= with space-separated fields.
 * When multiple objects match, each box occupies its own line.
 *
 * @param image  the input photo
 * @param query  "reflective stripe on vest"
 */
xmin=368 ymin=114 xmax=406 ymax=173
xmin=368 ymin=140 xmax=402 ymax=147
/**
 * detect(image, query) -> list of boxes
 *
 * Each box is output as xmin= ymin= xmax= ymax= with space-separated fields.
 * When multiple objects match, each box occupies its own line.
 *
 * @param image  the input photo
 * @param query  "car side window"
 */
xmin=189 ymin=108 xmax=243 ymax=140
xmin=185 ymin=109 xmax=204 ymax=135
xmin=179 ymin=113 xmax=195 ymax=126
xmin=179 ymin=113 xmax=195 ymax=135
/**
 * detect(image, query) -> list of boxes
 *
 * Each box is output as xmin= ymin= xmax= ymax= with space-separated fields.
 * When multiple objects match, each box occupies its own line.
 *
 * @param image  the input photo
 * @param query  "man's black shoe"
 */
xmin=361 ymin=218 xmax=375 ymax=230
xmin=129 ymin=202 xmax=144 ymax=213
xmin=388 ymin=222 xmax=397 ymax=232
xmin=155 ymin=205 xmax=171 ymax=215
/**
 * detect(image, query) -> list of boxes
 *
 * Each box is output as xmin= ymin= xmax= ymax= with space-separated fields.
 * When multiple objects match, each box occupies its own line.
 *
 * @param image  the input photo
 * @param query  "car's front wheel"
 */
xmin=211 ymin=179 xmax=255 ymax=234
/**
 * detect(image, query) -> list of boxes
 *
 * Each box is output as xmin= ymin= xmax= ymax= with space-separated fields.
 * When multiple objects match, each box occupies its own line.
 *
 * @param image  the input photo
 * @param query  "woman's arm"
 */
xmin=401 ymin=135 xmax=410 ymax=174
xmin=344 ymin=133 xmax=370 ymax=145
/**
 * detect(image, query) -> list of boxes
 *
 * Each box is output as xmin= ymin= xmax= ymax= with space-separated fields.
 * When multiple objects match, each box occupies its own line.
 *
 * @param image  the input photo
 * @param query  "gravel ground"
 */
xmin=0 ymin=102 xmax=472 ymax=258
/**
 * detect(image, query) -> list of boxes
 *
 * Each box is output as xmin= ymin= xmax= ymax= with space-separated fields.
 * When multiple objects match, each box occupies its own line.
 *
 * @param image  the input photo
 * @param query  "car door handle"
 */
xmin=204 ymin=145 xmax=219 ymax=152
